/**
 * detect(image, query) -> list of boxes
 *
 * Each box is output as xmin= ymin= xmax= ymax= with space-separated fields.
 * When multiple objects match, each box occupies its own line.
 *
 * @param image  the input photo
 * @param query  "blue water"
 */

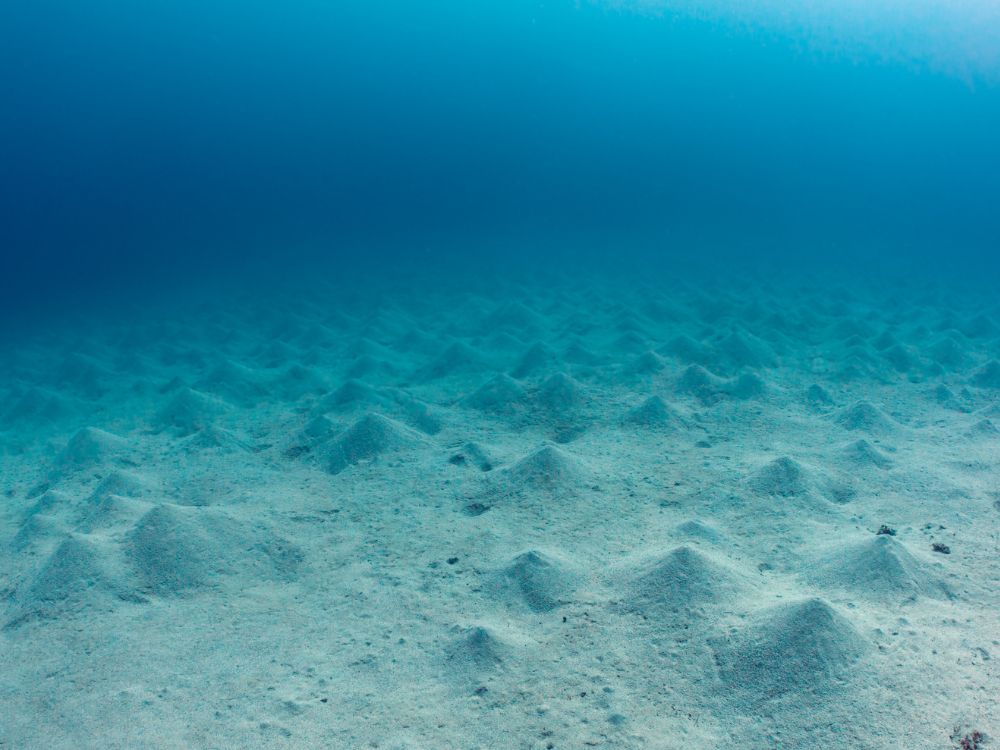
xmin=2 ymin=0 xmax=999 ymax=311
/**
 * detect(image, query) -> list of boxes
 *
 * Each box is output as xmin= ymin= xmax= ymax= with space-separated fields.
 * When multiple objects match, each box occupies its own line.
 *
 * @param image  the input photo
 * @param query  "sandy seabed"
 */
xmin=0 ymin=269 xmax=997 ymax=749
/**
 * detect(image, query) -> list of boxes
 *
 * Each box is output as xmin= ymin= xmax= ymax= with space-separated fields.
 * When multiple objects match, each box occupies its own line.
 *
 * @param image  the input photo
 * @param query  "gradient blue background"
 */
xmin=2 ymin=0 xmax=999 ymax=315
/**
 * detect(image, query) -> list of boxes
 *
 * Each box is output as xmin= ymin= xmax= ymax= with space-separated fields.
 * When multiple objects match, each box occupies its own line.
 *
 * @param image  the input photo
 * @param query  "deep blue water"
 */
xmin=2 ymin=1 xmax=999 ymax=317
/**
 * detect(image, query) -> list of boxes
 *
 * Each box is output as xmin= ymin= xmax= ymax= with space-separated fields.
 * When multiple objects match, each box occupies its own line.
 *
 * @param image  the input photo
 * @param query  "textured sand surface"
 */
xmin=1 ymin=270 xmax=997 ymax=749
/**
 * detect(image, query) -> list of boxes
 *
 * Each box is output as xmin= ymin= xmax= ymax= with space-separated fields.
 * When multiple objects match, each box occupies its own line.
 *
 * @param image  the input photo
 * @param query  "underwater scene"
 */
xmin=1 ymin=1 xmax=998 ymax=748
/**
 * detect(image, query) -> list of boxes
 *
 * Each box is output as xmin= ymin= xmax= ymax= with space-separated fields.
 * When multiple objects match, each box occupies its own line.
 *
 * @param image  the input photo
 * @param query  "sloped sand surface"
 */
xmin=0 ymin=270 xmax=997 ymax=748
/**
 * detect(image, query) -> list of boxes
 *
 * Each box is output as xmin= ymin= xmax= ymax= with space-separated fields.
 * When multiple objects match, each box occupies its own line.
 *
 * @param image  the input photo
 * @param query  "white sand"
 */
xmin=0 ymin=270 xmax=997 ymax=748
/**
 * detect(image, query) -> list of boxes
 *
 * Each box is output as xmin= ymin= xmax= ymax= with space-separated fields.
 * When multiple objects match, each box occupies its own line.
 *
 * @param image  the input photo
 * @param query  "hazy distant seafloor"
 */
xmin=0 ymin=269 xmax=997 ymax=749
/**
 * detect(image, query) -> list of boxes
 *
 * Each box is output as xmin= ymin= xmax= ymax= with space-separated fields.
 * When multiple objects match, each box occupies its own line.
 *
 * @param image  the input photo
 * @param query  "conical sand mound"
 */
xmin=660 ymin=334 xmax=711 ymax=365
xmin=11 ymin=514 xmax=64 ymax=552
xmin=502 ymin=444 xmax=589 ymax=492
xmin=76 ymin=471 xmax=154 ymax=531
xmin=532 ymin=372 xmax=586 ymax=416
xmin=8 ymin=534 xmax=132 ymax=627
xmin=745 ymin=456 xmax=854 ymax=505
xmin=195 ymin=360 xmax=268 ymax=405
xmin=728 ymin=372 xmax=767 ymax=400
xmin=623 ymin=350 xmax=667 ymax=376
xmin=85 ymin=470 xmax=149 ymax=503
xmin=272 ymin=364 xmax=329 ymax=401
xmin=808 ymin=535 xmax=950 ymax=599
xmin=419 ymin=341 xmax=491 ymax=381
xmin=52 ymin=427 xmax=131 ymax=478
xmin=676 ymin=365 xmax=727 ymax=403
xmin=971 ymin=360 xmax=1000 ymax=389
xmin=746 ymin=457 xmax=810 ymax=497
xmin=623 ymin=395 xmax=684 ymax=430
xmin=510 ymin=342 xmax=562 ymax=379
xmin=488 ymin=549 xmax=580 ymax=613
xmin=484 ymin=301 xmax=544 ymax=334
xmin=181 ymin=426 xmax=254 ymax=453
xmin=325 ymin=413 xmax=426 ymax=475
xmin=125 ymin=504 xmax=218 ymax=595
xmin=23 ymin=489 xmax=72 ymax=521
xmin=624 ymin=545 xmax=745 ymax=617
xmin=461 ymin=374 xmax=528 ymax=415
xmin=926 ymin=336 xmax=970 ymax=371
xmin=712 ymin=330 xmax=776 ymax=371
xmin=967 ymin=418 xmax=999 ymax=438
xmin=806 ymin=383 xmax=835 ymax=408
xmin=674 ymin=519 xmax=724 ymax=544
xmin=1 ymin=387 xmax=77 ymax=429
xmin=125 ymin=504 xmax=303 ymax=596
xmin=153 ymin=388 xmax=229 ymax=436
xmin=840 ymin=439 xmax=893 ymax=470
xmin=835 ymin=401 xmax=897 ymax=434
xmin=711 ymin=598 xmax=868 ymax=699
xmin=315 ymin=379 xmax=387 ymax=413
xmin=445 ymin=624 xmax=513 ymax=673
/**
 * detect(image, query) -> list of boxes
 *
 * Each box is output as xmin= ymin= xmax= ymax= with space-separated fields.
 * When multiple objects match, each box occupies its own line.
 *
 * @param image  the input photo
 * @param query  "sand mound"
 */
xmin=301 ymin=415 xmax=337 ymax=442
xmin=325 ymin=413 xmax=426 ymax=475
xmin=501 ymin=444 xmax=590 ymax=492
xmin=622 ymin=350 xmax=667 ymax=376
xmin=52 ymin=427 xmax=131 ymax=478
xmin=839 ymin=439 xmax=893 ymax=470
xmin=927 ymin=336 xmax=971 ymax=370
xmin=971 ymin=360 xmax=1000 ymax=389
xmin=532 ymin=372 xmax=586 ymax=417
xmin=623 ymin=395 xmax=684 ymax=430
xmin=445 ymin=624 xmax=517 ymax=673
xmin=195 ymin=360 xmax=268 ymax=405
xmin=22 ymin=489 xmax=73 ymax=520
xmin=8 ymin=534 xmax=134 ymax=627
xmin=967 ymin=418 xmax=999 ymax=438
xmin=623 ymin=545 xmax=745 ymax=617
xmin=315 ymin=379 xmax=387 ymax=413
xmin=0 ymin=387 xmax=77 ymax=429
xmin=610 ymin=331 xmax=650 ymax=355
xmin=419 ymin=341 xmax=492 ymax=381
xmin=835 ymin=401 xmax=897 ymax=434
xmin=728 ymin=372 xmax=767 ymax=399
xmin=676 ymin=365 xmax=763 ymax=404
xmin=272 ymin=364 xmax=329 ymax=401
xmin=75 ymin=471 xmax=154 ymax=531
xmin=674 ymin=519 xmax=724 ymax=544
xmin=11 ymin=514 xmax=65 ymax=552
xmin=125 ymin=504 xmax=303 ymax=596
xmin=711 ymin=598 xmax=868 ymax=700
xmin=484 ymin=301 xmax=545 ymax=335
xmin=487 ymin=549 xmax=580 ymax=612
xmin=462 ymin=374 xmax=529 ymax=415
xmin=562 ymin=339 xmax=605 ymax=366
xmin=805 ymin=383 xmax=835 ymax=408
xmin=676 ymin=365 xmax=728 ymax=403
xmin=712 ymin=330 xmax=776 ymax=371
xmin=510 ymin=342 xmax=562 ymax=379
xmin=745 ymin=456 xmax=854 ymax=505
xmin=746 ymin=456 xmax=811 ymax=497
xmin=125 ymin=504 xmax=220 ymax=594
xmin=153 ymin=388 xmax=229 ymax=436
xmin=181 ymin=426 xmax=254 ymax=453
xmin=660 ymin=334 xmax=711 ymax=366
xmin=808 ymin=535 xmax=950 ymax=600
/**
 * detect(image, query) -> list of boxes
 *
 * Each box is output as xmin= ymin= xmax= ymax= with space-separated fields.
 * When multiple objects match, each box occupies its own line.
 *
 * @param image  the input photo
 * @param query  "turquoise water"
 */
xmin=1 ymin=4 xmax=999 ymax=748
